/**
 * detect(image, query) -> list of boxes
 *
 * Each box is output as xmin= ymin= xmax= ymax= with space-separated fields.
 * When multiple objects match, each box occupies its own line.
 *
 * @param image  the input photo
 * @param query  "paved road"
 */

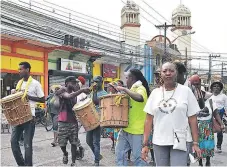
xmin=1 ymin=126 xmax=227 ymax=166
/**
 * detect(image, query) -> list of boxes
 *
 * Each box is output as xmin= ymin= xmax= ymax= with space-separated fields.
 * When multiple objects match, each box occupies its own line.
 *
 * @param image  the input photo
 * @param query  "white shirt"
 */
xmin=211 ymin=93 xmax=227 ymax=110
xmin=21 ymin=79 xmax=44 ymax=116
xmin=197 ymin=99 xmax=217 ymax=121
xmin=144 ymin=84 xmax=200 ymax=146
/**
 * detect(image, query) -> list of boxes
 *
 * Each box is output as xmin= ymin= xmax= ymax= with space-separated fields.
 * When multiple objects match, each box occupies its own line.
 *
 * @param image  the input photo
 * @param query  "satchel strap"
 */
xmin=209 ymin=99 xmax=214 ymax=113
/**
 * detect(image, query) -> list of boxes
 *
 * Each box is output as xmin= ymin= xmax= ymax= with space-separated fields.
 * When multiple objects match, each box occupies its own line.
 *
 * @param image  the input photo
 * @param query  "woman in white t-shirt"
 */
xmin=141 ymin=62 xmax=202 ymax=166
xmin=210 ymin=81 xmax=227 ymax=153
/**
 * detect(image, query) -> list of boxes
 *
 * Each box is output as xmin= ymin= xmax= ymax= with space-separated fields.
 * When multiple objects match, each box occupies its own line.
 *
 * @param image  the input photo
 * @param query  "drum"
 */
xmin=0 ymin=92 xmax=32 ymax=126
xmin=100 ymin=94 xmax=129 ymax=128
xmin=73 ymin=98 xmax=100 ymax=132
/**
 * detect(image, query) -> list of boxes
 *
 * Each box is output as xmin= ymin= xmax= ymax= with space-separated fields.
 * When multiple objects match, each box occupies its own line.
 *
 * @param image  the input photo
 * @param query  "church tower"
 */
xmin=121 ymin=0 xmax=140 ymax=46
xmin=171 ymin=4 xmax=192 ymax=55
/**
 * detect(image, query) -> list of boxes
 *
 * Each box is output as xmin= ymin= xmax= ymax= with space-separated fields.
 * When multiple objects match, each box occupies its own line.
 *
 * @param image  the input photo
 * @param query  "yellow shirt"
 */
xmin=123 ymin=85 xmax=147 ymax=135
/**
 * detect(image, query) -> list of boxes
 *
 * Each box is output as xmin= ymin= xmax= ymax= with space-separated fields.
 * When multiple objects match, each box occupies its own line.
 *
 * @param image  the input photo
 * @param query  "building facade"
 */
xmin=171 ymin=4 xmax=193 ymax=56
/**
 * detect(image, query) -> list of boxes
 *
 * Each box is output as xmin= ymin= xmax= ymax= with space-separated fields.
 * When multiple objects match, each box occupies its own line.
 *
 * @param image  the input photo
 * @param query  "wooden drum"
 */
xmin=0 ymin=92 xmax=32 ymax=126
xmin=100 ymin=94 xmax=129 ymax=128
xmin=73 ymin=98 xmax=100 ymax=132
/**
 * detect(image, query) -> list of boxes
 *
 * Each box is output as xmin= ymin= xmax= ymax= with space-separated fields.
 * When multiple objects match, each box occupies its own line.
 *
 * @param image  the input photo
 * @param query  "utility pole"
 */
xmin=185 ymin=47 xmax=188 ymax=69
xmin=221 ymin=62 xmax=227 ymax=82
xmin=155 ymin=22 xmax=175 ymax=63
xmin=221 ymin=62 xmax=224 ymax=82
xmin=208 ymin=54 xmax=221 ymax=84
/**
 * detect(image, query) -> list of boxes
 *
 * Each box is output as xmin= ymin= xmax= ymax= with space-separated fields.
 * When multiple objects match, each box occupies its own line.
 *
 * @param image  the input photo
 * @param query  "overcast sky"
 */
xmin=47 ymin=0 xmax=227 ymax=53
xmin=13 ymin=0 xmax=227 ymax=70
xmin=45 ymin=0 xmax=227 ymax=70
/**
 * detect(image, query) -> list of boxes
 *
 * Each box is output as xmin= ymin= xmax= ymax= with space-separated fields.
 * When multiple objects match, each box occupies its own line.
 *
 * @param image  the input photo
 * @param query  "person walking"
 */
xmin=210 ymin=81 xmax=227 ymax=153
xmin=11 ymin=62 xmax=45 ymax=166
xmin=142 ymin=62 xmax=201 ymax=166
xmin=115 ymin=69 xmax=150 ymax=166
xmin=46 ymin=85 xmax=61 ymax=147
xmin=55 ymin=76 xmax=90 ymax=166
xmin=86 ymin=76 xmax=107 ymax=166
xmin=196 ymin=97 xmax=224 ymax=166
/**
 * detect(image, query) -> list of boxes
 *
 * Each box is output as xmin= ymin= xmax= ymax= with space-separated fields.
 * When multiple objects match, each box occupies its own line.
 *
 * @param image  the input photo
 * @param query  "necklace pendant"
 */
xmin=163 ymin=103 xmax=167 ymax=107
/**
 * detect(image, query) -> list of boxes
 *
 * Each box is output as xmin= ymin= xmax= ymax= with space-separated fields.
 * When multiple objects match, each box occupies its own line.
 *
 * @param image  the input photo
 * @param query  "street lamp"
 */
xmin=171 ymin=31 xmax=195 ymax=44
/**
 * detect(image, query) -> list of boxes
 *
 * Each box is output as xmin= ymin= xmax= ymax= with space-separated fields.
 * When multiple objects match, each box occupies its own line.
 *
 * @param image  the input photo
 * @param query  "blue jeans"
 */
xmin=86 ymin=126 xmax=101 ymax=163
xmin=217 ymin=111 xmax=224 ymax=149
xmin=115 ymin=130 xmax=147 ymax=166
xmin=11 ymin=120 xmax=35 ymax=166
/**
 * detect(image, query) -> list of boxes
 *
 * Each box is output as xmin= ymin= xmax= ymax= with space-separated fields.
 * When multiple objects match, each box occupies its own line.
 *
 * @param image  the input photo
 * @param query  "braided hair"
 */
xmin=130 ymin=69 xmax=150 ymax=97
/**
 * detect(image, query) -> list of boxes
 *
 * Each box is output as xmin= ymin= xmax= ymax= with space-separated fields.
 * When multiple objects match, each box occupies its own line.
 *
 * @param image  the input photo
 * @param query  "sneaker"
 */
xmin=99 ymin=154 xmax=103 ymax=161
xmin=51 ymin=142 xmax=58 ymax=147
xmin=206 ymin=162 xmax=211 ymax=166
xmin=93 ymin=162 xmax=99 ymax=166
xmin=216 ymin=148 xmax=222 ymax=153
xmin=63 ymin=152 xmax=68 ymax=164
xmin=79 ymin=147 xmax=85 ymax=159
xmin=71 ymin=162 xmax=76 ymax=166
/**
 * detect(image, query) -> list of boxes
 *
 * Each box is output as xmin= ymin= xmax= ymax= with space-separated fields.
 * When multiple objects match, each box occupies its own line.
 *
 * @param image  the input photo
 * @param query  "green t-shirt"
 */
xmin=123 ymin=85 xmax=147 ymax=134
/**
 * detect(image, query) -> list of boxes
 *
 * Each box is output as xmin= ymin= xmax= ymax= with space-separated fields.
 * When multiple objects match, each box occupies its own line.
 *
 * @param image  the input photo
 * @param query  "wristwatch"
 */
xmin=193 ymin=141 xmax=198 ymax=145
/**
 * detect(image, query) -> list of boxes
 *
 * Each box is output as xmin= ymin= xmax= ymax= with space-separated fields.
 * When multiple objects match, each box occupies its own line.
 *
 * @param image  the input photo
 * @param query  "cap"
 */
xmin=78 ymin=76 xmax=86 ymax=85
xmin=93 ymin=76 xmax=103 ymax=82
xmin=65 ymin=76 xmax=79 ymax=84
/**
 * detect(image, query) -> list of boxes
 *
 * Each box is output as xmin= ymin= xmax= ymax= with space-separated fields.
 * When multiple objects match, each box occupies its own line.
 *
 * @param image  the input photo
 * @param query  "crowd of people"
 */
xmin=8 ymin=61 xmax=227 ymax=166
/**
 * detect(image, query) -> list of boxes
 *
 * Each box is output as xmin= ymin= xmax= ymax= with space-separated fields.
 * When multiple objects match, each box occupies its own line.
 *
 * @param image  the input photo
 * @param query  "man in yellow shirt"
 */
xmin=115 ymin=69 xmax=150 ymax=166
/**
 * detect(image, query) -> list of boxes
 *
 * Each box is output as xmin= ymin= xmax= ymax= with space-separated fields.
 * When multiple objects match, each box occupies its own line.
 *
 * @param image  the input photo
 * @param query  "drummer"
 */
xmin=86 ymin=76 xmax=108 ymax=166
xmin=55 ymin=76 xmax=90 ymax=166
xmin=11 ymin=62 xmax=45 ymax=166
xmin=115 ymin=69 xmax=150 ymax=166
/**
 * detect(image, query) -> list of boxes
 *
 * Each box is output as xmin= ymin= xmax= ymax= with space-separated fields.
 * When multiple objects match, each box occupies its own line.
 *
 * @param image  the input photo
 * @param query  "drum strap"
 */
xmin=16 ymin=76 xmax=33 ymax=101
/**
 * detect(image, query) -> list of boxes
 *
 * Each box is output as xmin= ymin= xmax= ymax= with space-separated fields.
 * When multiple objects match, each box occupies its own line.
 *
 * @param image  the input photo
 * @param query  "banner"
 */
xmin=60 ymin=58 xmax=87 ymax=73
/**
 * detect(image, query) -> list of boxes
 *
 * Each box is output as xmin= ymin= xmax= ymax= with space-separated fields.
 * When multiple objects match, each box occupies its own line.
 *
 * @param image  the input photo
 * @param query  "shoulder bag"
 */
xmin=209 ymin=99 xmax=221 ymax=133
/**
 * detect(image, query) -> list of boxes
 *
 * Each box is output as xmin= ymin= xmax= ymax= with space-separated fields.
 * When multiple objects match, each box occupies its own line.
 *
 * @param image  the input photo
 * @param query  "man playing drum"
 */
xmin=86 ymin=76 xmax=107 ymax=166
xmin=11 ymin=62 xmax=45 ymax=166
xmin=55 ymin=76 xmax=90 ymax=166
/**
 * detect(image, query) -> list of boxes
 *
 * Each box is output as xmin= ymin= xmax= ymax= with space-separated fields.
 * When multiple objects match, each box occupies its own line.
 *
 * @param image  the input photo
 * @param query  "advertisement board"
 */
xmin=60 ymin=58 xmax=87 ymax=74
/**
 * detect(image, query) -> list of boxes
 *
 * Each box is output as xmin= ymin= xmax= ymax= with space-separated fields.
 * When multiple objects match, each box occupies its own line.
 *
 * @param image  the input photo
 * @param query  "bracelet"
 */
xmin=193 ymin=141 xmax=198 ymax=145
xmin=142 ymin=143 xmax=148 ymax=147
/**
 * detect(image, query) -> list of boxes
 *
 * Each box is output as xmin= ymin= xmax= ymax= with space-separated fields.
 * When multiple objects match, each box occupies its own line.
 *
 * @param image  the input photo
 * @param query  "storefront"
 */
xmin=93 ymin=62 xmax=120 ymax=90
xmin=1 ymin=38 xmax=48 ymax=98
xmin=48 ymin=49 xmax=99 ymax=89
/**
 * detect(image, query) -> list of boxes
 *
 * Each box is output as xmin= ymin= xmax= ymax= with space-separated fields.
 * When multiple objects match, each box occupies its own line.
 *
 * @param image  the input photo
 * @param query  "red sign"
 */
xmin=103 ymin=64 xmax=118 ymax=78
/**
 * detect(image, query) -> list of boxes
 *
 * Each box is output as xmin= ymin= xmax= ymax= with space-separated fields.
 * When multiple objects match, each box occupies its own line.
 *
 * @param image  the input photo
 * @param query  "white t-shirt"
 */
xmin=144 ymin=84 xmax=200 ymax=146
xmin=197 ymin=99 xmax=217 ymax=121
xmin=21 ymin=79 xmax=44 ymax=116
xmin=211 ymin=93 xmax=227 ymax=110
